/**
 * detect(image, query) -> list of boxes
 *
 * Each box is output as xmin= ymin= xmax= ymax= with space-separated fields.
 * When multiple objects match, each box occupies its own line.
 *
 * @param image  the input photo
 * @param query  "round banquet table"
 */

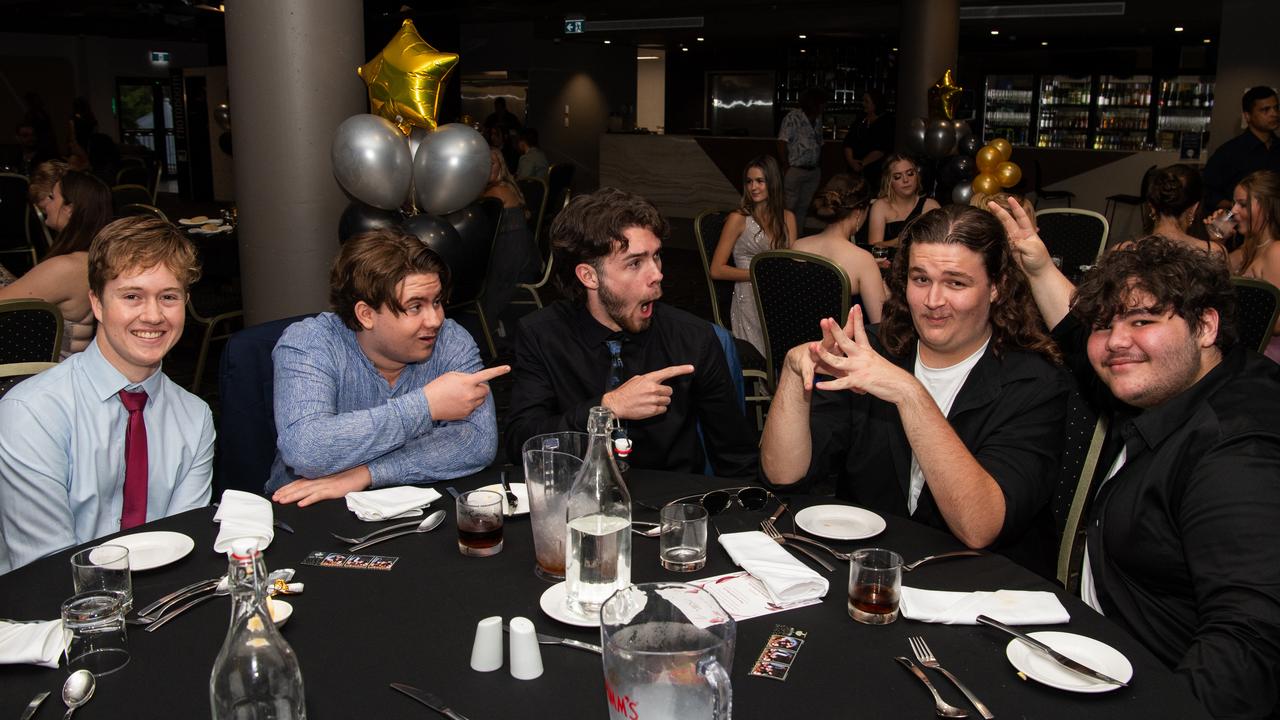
xmin=0 ymin=469 xmax=1211 ymax=719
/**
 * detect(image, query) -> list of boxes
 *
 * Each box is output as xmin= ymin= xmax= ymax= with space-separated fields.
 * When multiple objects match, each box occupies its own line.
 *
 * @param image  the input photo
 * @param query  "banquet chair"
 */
xmin=1103 ymin=164 xmax=1157 ymax=228
xmin=0 ymin=360 xmax=57 ymax=399
xmin=751 ymin=250 xmax=850 ymax=390
xmin=1034 ymin=208 xmax=1109 ymax=282
xmin=513 ymin=177 xmax=552 ymax=308
xmin=543 ymin=163 xmax=574 ymax=234
xmin=0 ymin=173 xmax=39 ymax=272
xmin=187 ymin=277 xmax=245 ymax=395
xmin=0 ymin=298 xmax=63 ymax=364
xmin=443 ymin=197 xmax=502 ymax=358
xmin=217 ymin=313 xmax=315 ymax=496
xmin=115 ymin=164 xmax=149 ymax=188
xmin=1032 ymin=159 xmax=1074 ymax=209
xmin=698 ymin=323 xmax=754 ymax=474
xmin=1053 ymin=381 xmax=1106 ymax=594
xmin=119 ymin=203 xmax=169 ymax=222
xmin=111 ymin=184 xmax=153 ymax=216
xmin=1231 ymin=277 xmax=1280 ymax=354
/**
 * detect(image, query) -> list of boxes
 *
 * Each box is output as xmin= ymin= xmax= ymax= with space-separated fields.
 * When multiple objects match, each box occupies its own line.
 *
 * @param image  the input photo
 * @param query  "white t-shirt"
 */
xmin=1080 ymin=447 xmax=1128 ymax=614
xmin=906 ymin=338 xmax=990 ymax=514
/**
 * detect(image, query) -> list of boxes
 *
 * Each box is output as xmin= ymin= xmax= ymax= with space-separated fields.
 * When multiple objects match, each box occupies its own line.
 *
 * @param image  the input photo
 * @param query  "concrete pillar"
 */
xmin=1207 ymin=0 xmax=1279 ymax=157
xmin=895 ymin=0 xmax=959 ymax=145
xmin=225 ymin=0 xmax=366 ymax=324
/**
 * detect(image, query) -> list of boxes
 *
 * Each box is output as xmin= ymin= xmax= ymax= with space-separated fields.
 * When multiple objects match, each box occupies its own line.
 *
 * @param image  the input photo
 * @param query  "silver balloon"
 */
xmin=413 ymin=123 xmax=490 ymax=216
xmin=952 ymin=182 xmax=974 ymax=205
xmin=958 ymin=135 xmax=981 ymax=156
xmin=924 ymin=118 xmax=957 ymax=159
xmin=213 ymin=103 xmax=231 ymax=131
xmin=906 ymin=117 xmax=927 ymax=156
xmin=331 ymin=114 xmax=413 ymax=211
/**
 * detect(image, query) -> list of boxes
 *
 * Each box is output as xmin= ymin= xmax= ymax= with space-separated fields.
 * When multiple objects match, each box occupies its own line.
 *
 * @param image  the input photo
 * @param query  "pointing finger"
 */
xmin=471 ymin=365 xmax=512 ymax=383
xmin=650 ymin=364 xmax=696 ymax=383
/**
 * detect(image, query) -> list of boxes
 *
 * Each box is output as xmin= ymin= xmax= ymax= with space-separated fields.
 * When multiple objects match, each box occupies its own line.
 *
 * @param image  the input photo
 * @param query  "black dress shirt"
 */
xmin=1203 ymin=130 xmax=1280 ymax=210
xmin=798 ymin=334 xmax=1068 ymax=575
xmin=505 ymin=301 xmax=758 ymax=478
xmin=1054 ymin=314 xmax=1280 ymax=720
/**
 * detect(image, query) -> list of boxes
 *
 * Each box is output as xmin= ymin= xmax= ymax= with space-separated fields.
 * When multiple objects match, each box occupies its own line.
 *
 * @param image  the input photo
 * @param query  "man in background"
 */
xmin=1203 ymin=85 xmax=1279 ymax=210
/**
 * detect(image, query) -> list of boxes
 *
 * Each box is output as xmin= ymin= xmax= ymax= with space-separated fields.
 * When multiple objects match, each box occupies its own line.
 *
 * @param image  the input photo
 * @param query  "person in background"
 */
xmin=1203 ymin=86 xmax=1279 ymax=211
xmin=268 ymin=229 xmax=506 ymax=506
xmin=1121 ymin=164 xmax=1226 ymax=260
xmin=710 ymin=155 xmax=797 ymax=356
xmin=792 ymin=173 xmax=886 ymax=323
xmin=991 ymin=198 xmax=1280 ymax=720
xmin=0 ymin=216 xmax=213 ymax=573
xmin=11 ymin=121 xmax=57 ymax=177
xmin=27 ymin=159 xmax=69 ymax=218
xmin=868 ymin=153 xmax=940 ymax=249
xmin=515 ymin=127 xmax=549 ymax=181
xmin=843 ymin=89 xmax=894 ymax=190
xmin=778 ymin=88 xmax=826 ymax=231
xmin=505 ymin=188 xmax=758 ymax=478
xmin=483 ymin=97 xmax=523 ymax=172
xmin=762 ymin=205 xmax=1066 ymax=574
xmin=0 ymin=169 xmax=112 ymax=357
xmin=480 ymin=148 xmax=540 ymax=326
xmin=1212 ymin=171 xmax=1280 ymax=361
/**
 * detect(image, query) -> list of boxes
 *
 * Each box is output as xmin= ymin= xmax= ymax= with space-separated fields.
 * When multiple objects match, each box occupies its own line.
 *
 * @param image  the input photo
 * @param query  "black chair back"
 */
xmin=441 ymin=197 xmax=502 ymax=306
xmin=115 ymin=165 xmax=149 ymax=187
xmin=694 ymin=210 xmax=733 ymax=329
xmin=216 ymin=313 xmax=315 ymax=496
xmin=1051 ymin=375 xmax=1105 ymax=592
xmin=1232 ymin=277 xmax=1280 ymax=354
xmin=543 ymin=163 xmax=574 ymax=236
xmin=111 ymin=184 xmax=152 ymax=216
xmin=0 ymin=173 xmax=31 ymax=252
xmin=0 ymin=361 xmax=57 ymax=399
xmin=0 ymin=298 xmax=62 ymax=364
xmin=751 ymin=250 xmax=851 ymax=387
xmin=1035 ymin=209 xmax=1109 ymax=281
xmin=517 ymin=176 xmax=549 ymax=263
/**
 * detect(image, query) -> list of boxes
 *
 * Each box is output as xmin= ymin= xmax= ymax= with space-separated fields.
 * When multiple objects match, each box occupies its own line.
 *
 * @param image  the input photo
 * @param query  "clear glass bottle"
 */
xmin=565 ymin=406 xmax=632 ymax=617
xmin=210 ymin=539 xmax=306 ymax=720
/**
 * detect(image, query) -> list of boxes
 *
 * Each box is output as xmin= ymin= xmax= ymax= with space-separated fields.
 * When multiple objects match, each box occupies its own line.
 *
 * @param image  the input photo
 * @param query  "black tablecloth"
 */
xmin=0 ymin=469 xmax=1210 ymax=719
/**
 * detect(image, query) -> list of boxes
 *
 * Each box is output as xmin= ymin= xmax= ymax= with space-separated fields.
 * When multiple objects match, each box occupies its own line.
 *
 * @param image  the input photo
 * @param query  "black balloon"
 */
xmin=906 ymin=117 xmax=927 ymax=156
xmin=958 ymin=135 xmax=981 ymax=156
xmin=438 ymin=198 xmax=501 ymax=303
xmin=949 ymin=155 xmax=975 ymax=176
xmin=338 ymin=201 xmax=404 ymax=245
xmin=402 ymin=211 xmax=462 ymax=252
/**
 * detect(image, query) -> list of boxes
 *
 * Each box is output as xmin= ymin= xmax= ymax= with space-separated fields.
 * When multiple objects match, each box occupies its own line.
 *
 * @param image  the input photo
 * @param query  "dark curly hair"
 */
xmin=812 ymin=173 xmax=870 ymax=224
xmin=551 ymin=187 xmax=669 ymax=303
xmin=329 ymin=227 xmax=451 ymax=332
xmin=1142 ymin=164 xmax=1202 ymax=234
xmin=1071 ymin=235 xmax=1237 ymax=351
xmin=879 ymin=204 xmax=1062 ymax=364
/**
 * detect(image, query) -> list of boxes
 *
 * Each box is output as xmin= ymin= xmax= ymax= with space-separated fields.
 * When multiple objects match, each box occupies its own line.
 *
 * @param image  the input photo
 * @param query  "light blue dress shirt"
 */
xmin=0 ymin=339 xmax=214 ymax=573
xmin=266 ymin=313 xmax=497 ymax=492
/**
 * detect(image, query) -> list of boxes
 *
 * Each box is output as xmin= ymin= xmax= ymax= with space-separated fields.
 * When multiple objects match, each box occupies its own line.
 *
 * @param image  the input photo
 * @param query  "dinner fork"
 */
xmin=330 ymin=518 xmax=430 ymax=545
xmin=776 ymin=529 xmax=851 ymax=561
xmin=894 ymin=657 xmax=969 ymax=718
xmin=909 ymin=636 xmax=995 ymax=719
xmin=759 ymin=521 xmax=835 ymax=572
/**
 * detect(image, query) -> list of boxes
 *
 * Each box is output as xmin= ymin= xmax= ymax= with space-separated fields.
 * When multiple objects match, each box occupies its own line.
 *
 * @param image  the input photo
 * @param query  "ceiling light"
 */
xmin=603 ymin=40 xmax=611 ymax=44
xmin=798 ymin=34 xmax=807 ymax=39
xmin=1203 ymin=38 xmax=1211 ymax=43
xmin=637 ymin=55 xmax=660 ymax=60
xmin=800 ymin=49 xmax=806 ymax=53
xmin=1173 ymin=26 xmax=1184 ymax=32
xmin=990 ymin=29 xmax=1000 ymax=35
xmin=696 ymin=36 xmax=704 ymax=41
xmin=891 ymin=47 xmax=898 ymax=51
xmin=681 ymin=47 xmax=688 ymax=52
xmin=1041 ymin=41 xmax=1049 ymax=45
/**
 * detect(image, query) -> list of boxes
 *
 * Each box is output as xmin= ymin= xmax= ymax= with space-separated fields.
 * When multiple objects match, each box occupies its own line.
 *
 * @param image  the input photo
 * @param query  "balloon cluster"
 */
xmin=962 ymin=138 xmax=1022 ymax=203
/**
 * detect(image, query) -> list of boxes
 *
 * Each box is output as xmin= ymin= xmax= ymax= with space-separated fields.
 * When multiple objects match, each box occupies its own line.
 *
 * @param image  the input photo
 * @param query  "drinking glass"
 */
xmin=62 ymin=591 xmax=129 ymax=676
xmin=659 ymin=503 xmax=708 ymax=572
xmin=456 ymin=490 xmax=504 ymax=557
xmin=71 ymin=545 xmax=132 ymax=612
xmin=848 ymin=548 xmax=902 ymax=625
xmin=1207 ymin=210 xmax=1236 ymax=241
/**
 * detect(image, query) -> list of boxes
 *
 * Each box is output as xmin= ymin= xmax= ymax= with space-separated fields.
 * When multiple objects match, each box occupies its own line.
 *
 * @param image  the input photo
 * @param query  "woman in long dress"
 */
xmin=710 ymin=155 xmax=797 ymax=355
xmin=1212 ymin=171 xmax=1280 ymax=361
xmin=792 ymin=173 xmax=885 ymax=323
xmin=867 ymin=153 xmax=939 ymax=249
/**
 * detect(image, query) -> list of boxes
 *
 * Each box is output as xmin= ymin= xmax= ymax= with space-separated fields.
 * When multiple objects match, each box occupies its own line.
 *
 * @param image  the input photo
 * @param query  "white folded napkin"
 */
xmin=213 ymin=489 xmax=275 ymax=553
xmin=718 ymin=531 xmax=829 ymax=605
xmin=0 ymin=620 xmax=70 ymax=668
xmin=900 ymin=587 xmax=1071 ymax=625
xmin=345 ymin=486 xmax=442 ymax=522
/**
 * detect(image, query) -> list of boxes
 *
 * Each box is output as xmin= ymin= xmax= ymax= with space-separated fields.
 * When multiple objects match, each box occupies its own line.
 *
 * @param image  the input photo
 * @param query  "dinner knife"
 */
xmin=498 ymin=470 xmax=519 ymax=515
xmin=390 ymin=683 xmax=471 ymax=720
xmin=975 ymin=615 xmax=1130 ymax=687
xmin=20 ymin=691 xmax=49 ymax=720
xmin=503 ymin=624 xmax=602 ymax=654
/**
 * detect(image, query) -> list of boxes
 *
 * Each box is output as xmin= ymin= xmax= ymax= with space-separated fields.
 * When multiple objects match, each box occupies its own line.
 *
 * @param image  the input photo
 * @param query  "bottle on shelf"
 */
xmin=565 ymin=406 xmax=632 ymax=617
xmin=210 ymin=540 xmax=306 ymax=720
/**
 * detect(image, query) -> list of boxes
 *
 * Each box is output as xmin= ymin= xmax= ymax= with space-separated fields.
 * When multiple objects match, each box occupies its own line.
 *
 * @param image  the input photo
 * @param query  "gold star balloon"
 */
xmin=358 ymin=20 xmax=459 ymax=133
xmin=928 ymin=69 xmax=963 ymax=120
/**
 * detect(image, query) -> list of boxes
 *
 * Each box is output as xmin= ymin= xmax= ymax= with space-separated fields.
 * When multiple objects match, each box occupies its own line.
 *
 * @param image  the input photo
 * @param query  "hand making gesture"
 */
xmin=987 ymin=200 xmax=1054 ymax=277
xmin=423 ymin=365 xmax=511 ymax=421
xmin=603 ymin=364 xmax=695 ymax=420
xmin=809 ymin=305 xmax=916 ymax=404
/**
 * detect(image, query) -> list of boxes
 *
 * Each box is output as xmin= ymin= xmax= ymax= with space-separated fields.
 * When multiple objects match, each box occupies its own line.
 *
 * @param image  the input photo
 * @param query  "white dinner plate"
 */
xmin=188 ymin=225 xmax=234 ymax=236
xmin=103 ymin=531 xmax=195 ymax=571
xmin=477 ymin=482 xmax=529 ymax=516
xmin=539 ymin=581 xmax=600 ymax=628
xmin=793 ymin=505 xmax=886 ymax=540
xmin=178 ymin=217 xmax=221 ymax=227
xmin=1005 ymin=631 xmax=1134 ymax=693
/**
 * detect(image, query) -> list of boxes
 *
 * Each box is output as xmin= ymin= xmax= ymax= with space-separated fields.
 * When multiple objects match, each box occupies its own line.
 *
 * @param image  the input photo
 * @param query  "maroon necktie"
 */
xmin=118 ymin=389 xmax=149 ymax=529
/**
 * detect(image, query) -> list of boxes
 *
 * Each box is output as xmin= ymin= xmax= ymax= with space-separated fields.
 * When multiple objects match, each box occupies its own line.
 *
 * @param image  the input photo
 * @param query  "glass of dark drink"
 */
xmin=847 ymin=548 xmax=902 ymax=625
xmin=457 ymin=490 xmax=505 ymax=557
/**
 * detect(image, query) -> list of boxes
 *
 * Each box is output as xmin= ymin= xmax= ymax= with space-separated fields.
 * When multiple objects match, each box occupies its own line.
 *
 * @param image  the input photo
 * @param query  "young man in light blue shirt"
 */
xmin=0 ymin=216 xmax=214 ymax=573
xmin=267 ymin=229 xmax=508 ymax=506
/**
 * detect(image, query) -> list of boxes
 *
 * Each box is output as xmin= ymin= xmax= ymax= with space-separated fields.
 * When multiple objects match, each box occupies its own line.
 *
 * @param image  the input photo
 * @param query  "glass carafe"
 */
xmin=565 ymin=407 xmax=632 ymax=616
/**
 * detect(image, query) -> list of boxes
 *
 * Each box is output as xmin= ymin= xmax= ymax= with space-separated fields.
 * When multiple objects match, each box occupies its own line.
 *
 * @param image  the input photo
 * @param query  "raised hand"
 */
xmin=423 ymin=365 xmax=511 ymax=421
xmin=811 ymin=305 xmax=914 ymax=402
xmin=603 ymin=364 xmax=695 ymax=420
xmin=784 ymin=306 xmax=861 ymax=391
xmin=988 ymin=199 xmax=1053 ymax=276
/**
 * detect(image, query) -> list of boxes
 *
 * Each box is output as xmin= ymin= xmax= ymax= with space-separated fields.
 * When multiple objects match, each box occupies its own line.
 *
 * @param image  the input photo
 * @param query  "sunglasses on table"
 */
xmin=662 ymin=486 xmax=783 ymax=516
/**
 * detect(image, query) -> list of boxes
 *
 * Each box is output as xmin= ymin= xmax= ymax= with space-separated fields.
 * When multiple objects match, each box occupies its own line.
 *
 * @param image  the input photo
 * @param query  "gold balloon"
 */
xmin=990 ymin=137 xmax=1013 ymax=162
xmin=927 ymin=69 xmax=964 ymax=120
xmin=358 ymin=19 xmax=459 ymax=134
xmin=973 ymin=172 xmax=1002 ymax=195
xmin=996 ymin=161 xmax=1022 ymax=188
xmin=976 ymin=145 xmax=1002 ymax=174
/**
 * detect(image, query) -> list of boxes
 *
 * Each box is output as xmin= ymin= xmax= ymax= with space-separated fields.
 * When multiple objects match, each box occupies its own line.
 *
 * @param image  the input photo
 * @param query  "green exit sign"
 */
xmin=564 ymin=19 xmax=584 ymax=34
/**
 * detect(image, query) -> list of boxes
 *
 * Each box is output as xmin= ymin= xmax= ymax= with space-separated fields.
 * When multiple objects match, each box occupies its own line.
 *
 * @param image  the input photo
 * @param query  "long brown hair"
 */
xmin=1235 ymin=170 xmax=1280 ymax=273
xmin=737 ymin=155 xmax=790 ymax=250
xmin=877 ymin=153 xmax=921 ymax=201
xmin=879 ymin=205 xmax=1061 ymax=364
xmin=47 ymin=170 xmax=112 ymax=259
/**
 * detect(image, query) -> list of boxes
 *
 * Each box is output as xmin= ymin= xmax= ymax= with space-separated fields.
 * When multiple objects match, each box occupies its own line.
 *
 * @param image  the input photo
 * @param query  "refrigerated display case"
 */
xmin=1037 ymin=75 xmax=1092 ymax=149
xmin=982 ymin=75 xmax=1033 ymax=146
xmin=1156 ymin=76 xmax=1214 ymax=153
xmin=1096 ymin=75 xmax=1152 ymax=151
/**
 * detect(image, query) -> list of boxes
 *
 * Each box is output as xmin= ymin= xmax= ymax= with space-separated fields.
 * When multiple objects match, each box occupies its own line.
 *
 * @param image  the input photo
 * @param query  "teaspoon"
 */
xmin=62 ymin=669 xmax=95 ymax=720
xmin=348 ymin=509 xmax=446 ymax=551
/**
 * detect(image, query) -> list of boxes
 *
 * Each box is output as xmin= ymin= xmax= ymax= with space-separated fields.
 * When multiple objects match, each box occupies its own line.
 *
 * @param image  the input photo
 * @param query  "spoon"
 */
xmin=144 ymin=576 xmax=232 ymax=632
xmin=348 ymin=509 xmax=447 ymax=551
xmin=631 ymin=521 xmax=661 ymax=538
xmin=61 ymin=669 xmax=95 ymax=719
